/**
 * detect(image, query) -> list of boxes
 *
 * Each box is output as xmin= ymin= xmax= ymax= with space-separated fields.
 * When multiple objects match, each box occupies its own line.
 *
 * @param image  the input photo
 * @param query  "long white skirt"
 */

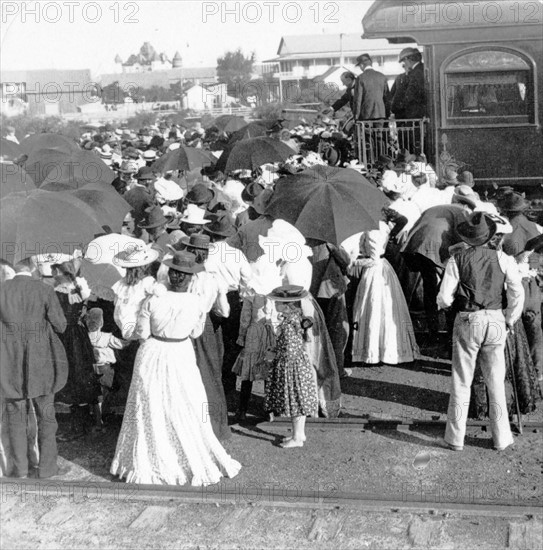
xmin=110 ymin=338 xmax=241 ymax=485
xmin=352 ymin=259 xmax=419 ymax=365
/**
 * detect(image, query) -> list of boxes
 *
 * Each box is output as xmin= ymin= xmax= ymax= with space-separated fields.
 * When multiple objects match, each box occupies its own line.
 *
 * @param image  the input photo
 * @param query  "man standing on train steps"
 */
xmin=390 ymin=47 xmax=426 ymax=120
xmin=353 ymin=53 xmax=390 ymax=122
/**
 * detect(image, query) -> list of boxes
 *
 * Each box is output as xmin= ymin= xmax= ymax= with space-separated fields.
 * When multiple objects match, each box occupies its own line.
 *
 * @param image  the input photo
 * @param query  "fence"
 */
xmin=356 ymin=119 xmax=427 ymax=167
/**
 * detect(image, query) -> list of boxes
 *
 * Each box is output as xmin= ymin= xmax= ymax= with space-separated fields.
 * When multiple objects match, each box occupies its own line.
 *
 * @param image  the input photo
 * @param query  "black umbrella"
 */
xmin=265 ymin=165 xmax=388 ymax=245
xmin=215 ymin=137 xmax=295 ymax=173
xmin=68 ymin=182 xmax=132 ymax=233
xmin=19 ymin=133 xmax=78 ymax=155
xmin=227 ymin=121 xmax=273 ymax=144
xmin=211 ymin=115 xmax=247 ymax=133
xmin=151 ymin=146 xmax=215 ymax=173
xmin=0 ymin=164 xmax=37 ymax=198
xmin=0 ymin=189 xmax=105 ymax=263
xmin=24 ymin=148 xmax=114 ymax=187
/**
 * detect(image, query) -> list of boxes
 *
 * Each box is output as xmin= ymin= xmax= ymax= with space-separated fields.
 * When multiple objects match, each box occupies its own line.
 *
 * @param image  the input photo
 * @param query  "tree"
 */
xmin=216 ymin=49 xmax=255 ymax=98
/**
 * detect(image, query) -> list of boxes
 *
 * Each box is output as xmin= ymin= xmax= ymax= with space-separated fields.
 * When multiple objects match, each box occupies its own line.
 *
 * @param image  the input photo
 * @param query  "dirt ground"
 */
xmin=2 ymin=335 xmax=542 ymax=549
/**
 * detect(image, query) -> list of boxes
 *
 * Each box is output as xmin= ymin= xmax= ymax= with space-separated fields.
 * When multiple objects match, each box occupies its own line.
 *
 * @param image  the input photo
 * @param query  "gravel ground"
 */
xmin=44 ymin=350 xmax=543 ymax=507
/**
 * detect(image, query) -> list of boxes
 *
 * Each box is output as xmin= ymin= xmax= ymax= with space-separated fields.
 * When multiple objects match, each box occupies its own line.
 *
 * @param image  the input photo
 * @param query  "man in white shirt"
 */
xmin=204 ymin=212 xmax=253 ymax=393
xmin=437 ymin=212 xmax=524 ymax=452
xmin=4 ymin=126 xmax=19 ymax=144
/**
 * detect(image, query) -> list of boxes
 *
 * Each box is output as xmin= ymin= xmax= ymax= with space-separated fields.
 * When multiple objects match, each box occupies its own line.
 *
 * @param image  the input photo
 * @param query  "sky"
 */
xmin=1 ymin=1 xmax=373 ymax=77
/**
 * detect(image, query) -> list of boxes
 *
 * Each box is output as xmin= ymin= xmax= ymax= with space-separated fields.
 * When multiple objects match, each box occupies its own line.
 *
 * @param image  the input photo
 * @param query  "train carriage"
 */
xmin=360 ymin=0 xmax=543 ymax=200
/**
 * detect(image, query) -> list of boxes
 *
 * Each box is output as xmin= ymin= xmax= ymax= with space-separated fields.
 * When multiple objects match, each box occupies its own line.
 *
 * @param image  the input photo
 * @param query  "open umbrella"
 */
xmin=151 ymin=146 xmax=215 ymax=173
xmin=0 ymin=164 xmax=37 ymax=198
xmin=215 ymin=137 xmax=295 ymax=173
xmin=0 ymin=139 xmax=23 ymax=162
xmin=79 ymin=234 xmax=145 ymax=301
xmin=24 ymin=148 xmax=114 ymax=187
xmin=265 ymin=165 xmax=388 ymax=245
xmin=0 ymin=189 xmax=106 ymax=263
xmin=19 ymin=133 xmax=78 ymax=155
xmin=211 ymin=115 xmax=247 ymax=133
xmin=68 ymin=182 xmax=132 ymax=233
xmin=227 ymin=121 xmax=271 ymax=145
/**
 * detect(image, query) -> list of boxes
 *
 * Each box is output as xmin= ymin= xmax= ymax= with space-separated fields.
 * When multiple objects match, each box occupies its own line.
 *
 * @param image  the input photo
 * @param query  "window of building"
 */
xmin=443 ymin=48 xmax=534 ymax=126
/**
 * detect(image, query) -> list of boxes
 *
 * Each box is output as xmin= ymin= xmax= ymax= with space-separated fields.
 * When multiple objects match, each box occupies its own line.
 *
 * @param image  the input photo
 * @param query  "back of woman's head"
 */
xmin=125 ymin=264 xmax=151 ymax=286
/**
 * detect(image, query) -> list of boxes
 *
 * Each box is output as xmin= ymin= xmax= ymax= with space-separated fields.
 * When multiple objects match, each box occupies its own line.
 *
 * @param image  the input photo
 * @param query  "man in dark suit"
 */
xmin=0 ymin=258 xmax=68 ymax=478
xmin=353 ymin=53 xmax=390 ymax=121
xmin=391 ymin=48 xmax=426 ymax=120
xmin=331 ymin=71 xmax=356 ymax=115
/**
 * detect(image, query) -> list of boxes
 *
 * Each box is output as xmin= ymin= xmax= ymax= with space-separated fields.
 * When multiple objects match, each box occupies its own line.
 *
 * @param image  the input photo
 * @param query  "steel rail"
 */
xmin=1 ymin=477 xmax=541 ymax=518
xmin=258 ymin=418 xmax=543 ymax=429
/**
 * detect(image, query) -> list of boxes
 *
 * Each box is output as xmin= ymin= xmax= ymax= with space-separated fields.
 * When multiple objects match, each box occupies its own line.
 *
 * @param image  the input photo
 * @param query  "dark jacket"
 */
xmin=402 ymin=204 xmax=468 ymax=268
xmin=1 ymin=275 xmax=68 ymax=399
xmin=402 ymin=62 xmax=426 ymax=119
xmin=331 ymin=83 xmax=355 ymax=113
xmin=390 ymin=73 xmax=409 ymax=118
xmin=353 ymin=68 xmax=390 ymax=121
xmin=123 ymin=184 xmax=154 ymax=224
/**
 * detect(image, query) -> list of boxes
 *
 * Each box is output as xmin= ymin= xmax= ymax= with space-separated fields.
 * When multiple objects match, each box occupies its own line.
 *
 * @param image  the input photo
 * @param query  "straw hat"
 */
xmin=114 ymin=244 xmax=159 ymax=267
xmin=267 ymin=284 xmax=308 ymax=302
xmin=180 ymin=204 xmax=211 ymax=225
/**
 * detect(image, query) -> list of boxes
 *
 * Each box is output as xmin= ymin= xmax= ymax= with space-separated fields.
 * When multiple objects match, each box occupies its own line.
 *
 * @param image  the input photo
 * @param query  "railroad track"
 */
xmin=258 ymin=418 xmax=543 ymax=430
xmin=1 ymin=476 xmax=541 ymax=518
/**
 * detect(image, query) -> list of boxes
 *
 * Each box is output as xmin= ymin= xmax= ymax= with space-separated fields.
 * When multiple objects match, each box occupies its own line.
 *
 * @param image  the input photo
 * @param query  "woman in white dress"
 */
xmin=110 ymin=251 xmax=241 ymax=485
xmin=350 ymin=221 xmax=420 ymax=365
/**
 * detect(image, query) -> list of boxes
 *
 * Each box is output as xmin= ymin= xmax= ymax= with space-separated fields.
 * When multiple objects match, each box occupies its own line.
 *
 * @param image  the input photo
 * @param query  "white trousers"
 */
xmin=445 ymin=310 xmax=514 ymax=449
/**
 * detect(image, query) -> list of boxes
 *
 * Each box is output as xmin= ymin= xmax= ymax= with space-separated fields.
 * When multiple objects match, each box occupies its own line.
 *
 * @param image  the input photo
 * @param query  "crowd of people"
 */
xmin=1 ymin=52 xmax=542 ymax=485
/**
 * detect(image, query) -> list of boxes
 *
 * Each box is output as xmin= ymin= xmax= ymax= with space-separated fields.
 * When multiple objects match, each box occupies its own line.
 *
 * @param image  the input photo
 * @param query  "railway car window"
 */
xmin=444 ymin=49 xmax=533 ymax=126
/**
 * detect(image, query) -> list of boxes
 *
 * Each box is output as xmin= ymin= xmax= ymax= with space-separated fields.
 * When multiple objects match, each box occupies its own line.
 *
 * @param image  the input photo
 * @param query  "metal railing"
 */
xmin=356 ymin=118 xmax=427 ymax=167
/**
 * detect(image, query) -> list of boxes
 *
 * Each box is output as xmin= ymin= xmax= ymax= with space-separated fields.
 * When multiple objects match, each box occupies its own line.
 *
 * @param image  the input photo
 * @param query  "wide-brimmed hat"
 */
xmin=136 ymin=167 xmax=156 ymax=181
xmin=252 ymin=188 xmax=274 ymax=216
xmin=498 ymin=192 xmax=530 ymax=213
xmin=154 ymin=177 xmax=184 ymax=201
xmin=180 ymin=204 xmax=211 ymax=225
xmin=452 ymin=185 xmax=478 ymax=209
xmin=457 ymin=212 xmax=497 ymax=247
xmin=268 ymin=284 xmax=308 ymax=302
xmin=114 ymin=244 xmax=159 ymax=267
xmin=241 ymin=181 xmax=265 ymax=203
xmin=185 ymin=183 xmax=215 ymax=205
xmin=203 ymin=213 xmax=236 ymax=238
xmin=180 ymin=233 xmax=211 ymax=250
xmin=139 ymin=205 xmax=173 ymax=229
xmin=162 ymin=250 xmax=204 ymax=274
xmin=399 ymin=47 xmax=421 ymax=62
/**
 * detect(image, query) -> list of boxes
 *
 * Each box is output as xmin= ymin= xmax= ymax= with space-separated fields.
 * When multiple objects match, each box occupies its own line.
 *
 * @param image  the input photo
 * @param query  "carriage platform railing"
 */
xmin=355 ymin=118 xmax=427 ymax=168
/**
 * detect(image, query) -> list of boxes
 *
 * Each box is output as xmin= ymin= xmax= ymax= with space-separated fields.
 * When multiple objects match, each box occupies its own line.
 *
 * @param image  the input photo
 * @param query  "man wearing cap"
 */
xmin=123 ymin=167 xmax=156 ymax=233
xmin=352 ymin=53 xmax=390 ymax=122
xmin=437 ymin=212 xmax=524 ymax=451
xmin=391 ymin=48 xmax=426 ymax=120
xmin=500 ymin=193 xmax=543 ymax=385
